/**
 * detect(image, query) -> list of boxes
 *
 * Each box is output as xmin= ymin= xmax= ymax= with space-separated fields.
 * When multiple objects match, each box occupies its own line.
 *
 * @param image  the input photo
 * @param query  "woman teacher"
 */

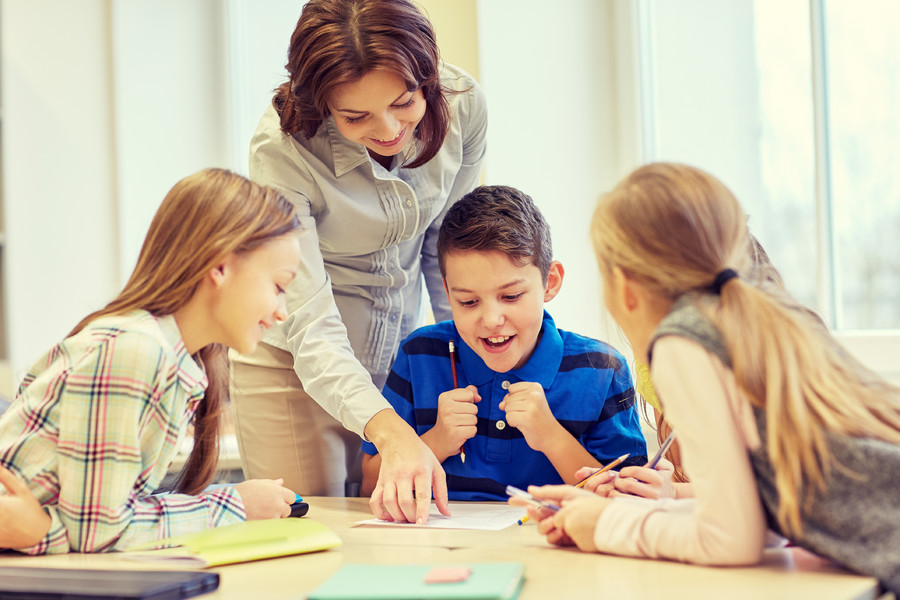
xmin=231 ymin=0 xmax=487 ymax=524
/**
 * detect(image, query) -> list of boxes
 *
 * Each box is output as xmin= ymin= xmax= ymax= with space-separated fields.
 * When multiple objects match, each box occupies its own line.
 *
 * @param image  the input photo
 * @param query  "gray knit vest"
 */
xmin=649 ymin=295 xmax=900 ymax=594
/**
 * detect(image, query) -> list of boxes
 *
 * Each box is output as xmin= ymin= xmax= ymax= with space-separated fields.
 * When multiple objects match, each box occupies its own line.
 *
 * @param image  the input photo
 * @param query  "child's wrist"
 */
xmin=420 ymin=429 xmax=451 ymax=463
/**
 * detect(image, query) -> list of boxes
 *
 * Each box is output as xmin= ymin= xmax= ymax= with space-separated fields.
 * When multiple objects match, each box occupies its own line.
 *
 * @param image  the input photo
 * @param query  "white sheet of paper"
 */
xmin=355 ymin=502 xmax=525 ymax=530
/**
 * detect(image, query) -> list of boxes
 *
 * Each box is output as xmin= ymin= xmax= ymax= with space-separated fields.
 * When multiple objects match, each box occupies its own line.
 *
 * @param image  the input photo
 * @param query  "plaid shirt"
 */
xmin=0 ymin=311 xmax=245 ymax=554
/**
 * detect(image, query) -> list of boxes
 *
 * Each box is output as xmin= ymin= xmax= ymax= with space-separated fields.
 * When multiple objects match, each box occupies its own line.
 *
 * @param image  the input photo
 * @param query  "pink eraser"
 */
xmin=423 ymin=566 xmax=472 ymax=584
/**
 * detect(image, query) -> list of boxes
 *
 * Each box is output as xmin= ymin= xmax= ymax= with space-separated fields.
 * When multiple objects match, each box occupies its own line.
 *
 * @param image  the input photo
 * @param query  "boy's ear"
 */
xmin=543 ymin=261 xmax=564 ymax=302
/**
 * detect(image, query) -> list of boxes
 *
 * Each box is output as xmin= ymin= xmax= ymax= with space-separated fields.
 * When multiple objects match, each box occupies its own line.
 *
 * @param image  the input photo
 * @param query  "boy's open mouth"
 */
xmin=481 ymin=335 xmax=514 ymax=351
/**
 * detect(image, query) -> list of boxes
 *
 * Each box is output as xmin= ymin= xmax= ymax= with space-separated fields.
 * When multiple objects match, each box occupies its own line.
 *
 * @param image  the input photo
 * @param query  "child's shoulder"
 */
xmin=556 ymin=327 xmax=628 ymax=370
xmin=85 ymin=311 xmax=169 ymax=349
xmin=74 ymin=311 xmax=195 ymax=376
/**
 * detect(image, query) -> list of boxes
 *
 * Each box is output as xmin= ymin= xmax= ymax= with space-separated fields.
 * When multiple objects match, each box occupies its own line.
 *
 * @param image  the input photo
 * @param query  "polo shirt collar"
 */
xmin=457 ymin=311 xmax=562 ymax=389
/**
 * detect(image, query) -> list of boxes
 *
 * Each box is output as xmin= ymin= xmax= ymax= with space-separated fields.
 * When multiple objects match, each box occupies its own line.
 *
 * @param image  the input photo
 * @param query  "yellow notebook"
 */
xmin=125 ymin=518 xmax=342 ymax=567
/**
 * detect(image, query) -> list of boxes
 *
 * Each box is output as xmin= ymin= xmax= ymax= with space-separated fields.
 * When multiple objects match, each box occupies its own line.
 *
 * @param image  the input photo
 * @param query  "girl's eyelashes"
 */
xmin=344 ymin=115 xmax=365 ymax=124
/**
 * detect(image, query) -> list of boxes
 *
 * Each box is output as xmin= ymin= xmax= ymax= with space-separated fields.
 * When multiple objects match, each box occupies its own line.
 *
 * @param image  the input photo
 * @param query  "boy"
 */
xmin=361 ymin=185 xmax=646 ymax=500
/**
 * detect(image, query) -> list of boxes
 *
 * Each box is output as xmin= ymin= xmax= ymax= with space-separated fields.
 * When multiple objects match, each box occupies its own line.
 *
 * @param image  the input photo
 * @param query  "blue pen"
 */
xmin=647 ymin=432 xmax=676 ymax=469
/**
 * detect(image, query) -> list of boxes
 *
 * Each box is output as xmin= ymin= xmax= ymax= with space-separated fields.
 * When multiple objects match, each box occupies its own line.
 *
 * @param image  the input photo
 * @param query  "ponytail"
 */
xmin=712 ymin=277 xmax=900 ymax=535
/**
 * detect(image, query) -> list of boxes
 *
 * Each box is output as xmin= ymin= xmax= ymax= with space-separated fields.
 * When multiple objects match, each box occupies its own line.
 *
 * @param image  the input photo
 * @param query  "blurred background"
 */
xmin=1 ymin=0 xmax=898 ymax=406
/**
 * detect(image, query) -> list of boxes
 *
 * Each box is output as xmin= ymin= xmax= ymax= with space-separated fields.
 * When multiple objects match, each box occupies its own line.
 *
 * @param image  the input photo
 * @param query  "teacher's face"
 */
xmin=327 ymin=69 xmax=426 ymax=160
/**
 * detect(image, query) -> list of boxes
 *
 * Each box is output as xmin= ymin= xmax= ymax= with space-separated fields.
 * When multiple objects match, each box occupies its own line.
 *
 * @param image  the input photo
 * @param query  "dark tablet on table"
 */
xmin=0 ymin=566 xmax=219 ymax=599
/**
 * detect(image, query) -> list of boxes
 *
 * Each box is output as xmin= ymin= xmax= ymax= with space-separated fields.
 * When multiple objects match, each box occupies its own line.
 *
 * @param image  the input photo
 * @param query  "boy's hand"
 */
xmin=499 ymin=381 xmax=562 ymax=451
xmin=423 ymin=385 xmax=480 ymax=462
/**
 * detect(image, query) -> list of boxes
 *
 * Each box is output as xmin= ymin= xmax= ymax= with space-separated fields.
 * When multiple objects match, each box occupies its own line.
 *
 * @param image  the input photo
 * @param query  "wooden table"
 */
xmin=0 ymin=497 xmax=883 ymax=599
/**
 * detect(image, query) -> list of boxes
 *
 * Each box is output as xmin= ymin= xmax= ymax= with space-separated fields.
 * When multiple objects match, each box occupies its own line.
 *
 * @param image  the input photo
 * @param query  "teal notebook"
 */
xmin=307 ymin=562 xmax=525 ymax=600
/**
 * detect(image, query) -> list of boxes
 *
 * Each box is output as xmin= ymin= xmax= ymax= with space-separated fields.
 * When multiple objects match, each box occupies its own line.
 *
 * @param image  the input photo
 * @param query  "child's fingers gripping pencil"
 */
xmin=507 ymin=485 xmax=560 ymax=525
xmin=516 ymin=454 xmax=630 ymax=525
xmin=449 ymin=341 xmax=466 ymax=464
xmin=573 ymin=453 xmax=630 ymax=489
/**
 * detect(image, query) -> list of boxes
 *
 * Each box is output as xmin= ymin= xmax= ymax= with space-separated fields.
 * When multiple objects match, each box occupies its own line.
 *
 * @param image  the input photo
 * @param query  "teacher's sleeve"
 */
xmin=422 ymin=78 xmax=488 ymax=322
xmin=592 ymin=336 xmax=766 ymax=565
xmin=249 ymin=117 xmax=390 ymax=438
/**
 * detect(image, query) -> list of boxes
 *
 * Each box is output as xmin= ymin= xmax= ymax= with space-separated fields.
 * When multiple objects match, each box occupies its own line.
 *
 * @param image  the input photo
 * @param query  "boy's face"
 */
xmin=443 ymin=250 xmax=563 ymax=373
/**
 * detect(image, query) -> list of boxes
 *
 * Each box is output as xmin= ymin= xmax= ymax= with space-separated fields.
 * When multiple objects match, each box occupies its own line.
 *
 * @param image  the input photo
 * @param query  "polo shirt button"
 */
xmin=496 ymin=420 xmax=506 ymax=430
xmin=501 ymin=380 xmax=510 ymax=390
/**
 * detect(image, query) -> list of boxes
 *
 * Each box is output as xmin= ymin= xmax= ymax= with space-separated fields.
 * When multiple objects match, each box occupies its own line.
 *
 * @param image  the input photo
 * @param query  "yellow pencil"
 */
xmin=574 ymin=453 xmax=630 ymax=489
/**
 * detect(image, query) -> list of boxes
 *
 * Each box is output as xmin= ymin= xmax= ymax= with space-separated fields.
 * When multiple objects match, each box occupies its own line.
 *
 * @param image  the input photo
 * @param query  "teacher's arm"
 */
xmin=249 ymin=115 xmax=446 ymax=524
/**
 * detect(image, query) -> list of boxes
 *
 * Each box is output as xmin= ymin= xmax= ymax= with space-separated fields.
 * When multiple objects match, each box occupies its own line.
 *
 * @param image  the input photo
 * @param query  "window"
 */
xmin=636 ymin=0 xmax=900 ymax=380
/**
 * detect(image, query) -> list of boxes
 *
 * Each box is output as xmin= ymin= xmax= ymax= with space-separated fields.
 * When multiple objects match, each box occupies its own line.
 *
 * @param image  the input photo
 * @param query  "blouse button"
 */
xmin=501 ymin=380 xmax=510 ymax=390
xmin=406 ymin=199 xmax=413 ymax=207
xmin=496 ymin=420 xmax=506 ymax=431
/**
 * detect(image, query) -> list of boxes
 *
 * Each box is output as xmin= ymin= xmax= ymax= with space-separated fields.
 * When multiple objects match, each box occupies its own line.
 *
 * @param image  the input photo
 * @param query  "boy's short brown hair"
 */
xmin=438 ymin=185 xmax=553 ymax=282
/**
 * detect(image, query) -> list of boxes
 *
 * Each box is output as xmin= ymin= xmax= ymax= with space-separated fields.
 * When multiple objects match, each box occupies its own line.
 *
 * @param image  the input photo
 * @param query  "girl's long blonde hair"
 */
xmin=592 ymin=162 xmax=900 ymax=535
xmin=72 ymin=168 xmax=300 ymax=495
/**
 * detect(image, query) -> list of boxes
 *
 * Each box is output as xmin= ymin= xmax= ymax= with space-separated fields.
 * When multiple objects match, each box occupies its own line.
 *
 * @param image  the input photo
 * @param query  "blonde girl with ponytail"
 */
xmin=515 ymin=162 xmax=900 ymax=594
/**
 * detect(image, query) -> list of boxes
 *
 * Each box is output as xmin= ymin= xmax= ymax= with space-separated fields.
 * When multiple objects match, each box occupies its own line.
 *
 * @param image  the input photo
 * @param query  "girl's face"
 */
xmin=600 ymin=263 xmax=672 ymax=363
xmin=443 ymin=250 xmax=563 ymax=373
xmin=211 ymin=234 xmax=301 ymax=355
xmin=327 ymin=69 xmax=427 ymax=161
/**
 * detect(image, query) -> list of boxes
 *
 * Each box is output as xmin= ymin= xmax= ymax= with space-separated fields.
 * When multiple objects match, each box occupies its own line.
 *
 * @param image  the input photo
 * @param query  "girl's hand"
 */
xmin=511 ymin=484 xmax=609 ymax=552
xmin=427 ymin=385 xmax=480 ymax=460
xmin=234 ymin=478 xmax=297 ymax=520
xmin=573 ymin=466 xmax=618 ymax=496
xmin=611 ymin=458 xmax=675 ymax=500
xmin=0 ymin=465 xmax=52 ymax=549
xmin=548 ymin=495 xmax=609 ymax=551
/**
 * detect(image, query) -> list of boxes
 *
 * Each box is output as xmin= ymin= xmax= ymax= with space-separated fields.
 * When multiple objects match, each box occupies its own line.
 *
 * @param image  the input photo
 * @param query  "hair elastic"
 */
xmin=710 ymin=268 xmax=738 ymax=295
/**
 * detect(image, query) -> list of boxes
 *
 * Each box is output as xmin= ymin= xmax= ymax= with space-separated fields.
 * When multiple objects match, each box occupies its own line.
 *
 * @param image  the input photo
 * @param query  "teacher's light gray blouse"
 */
xmin=248 ymin=62 xmax=487 ymax=437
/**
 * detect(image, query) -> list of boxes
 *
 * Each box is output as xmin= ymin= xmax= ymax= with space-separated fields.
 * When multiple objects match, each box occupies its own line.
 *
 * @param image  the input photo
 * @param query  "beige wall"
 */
xmin=417 ymin=0 xmax=480 ymax=81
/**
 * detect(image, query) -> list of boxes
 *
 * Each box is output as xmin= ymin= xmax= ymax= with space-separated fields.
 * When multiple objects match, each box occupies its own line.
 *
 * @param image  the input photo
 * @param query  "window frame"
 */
xmin=628 ymin=0 xmax=900 ymax=384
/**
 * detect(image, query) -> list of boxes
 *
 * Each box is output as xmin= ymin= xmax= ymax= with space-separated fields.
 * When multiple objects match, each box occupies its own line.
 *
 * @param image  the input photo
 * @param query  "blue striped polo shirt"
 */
xmin=362 ymin=311 xmax=647 ymax=501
